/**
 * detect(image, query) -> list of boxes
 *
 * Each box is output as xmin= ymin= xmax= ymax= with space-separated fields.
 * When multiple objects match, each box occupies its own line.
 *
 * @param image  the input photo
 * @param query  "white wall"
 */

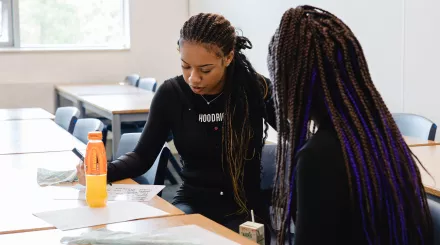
xmin=189 ymin=0 xmax=405 ymax=142
xmin=403 ymin=0 xmax=440 ymax=126
xmin=189 ymin=0 xmax=404 ymax=111
xmin=0 ymin=0 xmax=188 ymax=112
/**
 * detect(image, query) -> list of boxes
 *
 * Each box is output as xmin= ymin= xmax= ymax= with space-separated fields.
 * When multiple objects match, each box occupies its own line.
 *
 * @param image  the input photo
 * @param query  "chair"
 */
xmin=261 ymin=144 xmax=293 ymax=243
xmin=114 ymin=133 xmax=171 ymax=190
xmin=261 ymin=144 xmax=277 ymax=192
xmin=261 ymin=144 xmax=296 ymax=235
xmin=114 ymin=133 xmax=142 ymax=159
xmin=138 ymin=77 xmax=157 ymax=92
xmin=392 ymin=113 xmax=437 ymax=141
xmin=428 ymin=198 xmax=440 ymax=244
xmin=139 ymin=146 xmax=171 ymax=186
xmin=72 ymin=118 xmax=105 ymax=144
xmin=54 ymin=107 xmax=80 ymax=133
xmin=124 ymin=74 xmax=140 ymax=87
xmin=261 ymin=144 xmax=277 ymax=218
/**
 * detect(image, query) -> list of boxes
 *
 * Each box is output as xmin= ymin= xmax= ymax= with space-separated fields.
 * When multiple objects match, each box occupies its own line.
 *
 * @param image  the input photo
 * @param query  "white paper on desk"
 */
xmin=52 ymin=184 xmax=165 ymax=202
xmin=154 ymin=225 xmax=240 ymax=245
xmin=108 ymin=184 xmax=165 ymax=202
xmin=33 ymin=201 xmax=169 ymax=231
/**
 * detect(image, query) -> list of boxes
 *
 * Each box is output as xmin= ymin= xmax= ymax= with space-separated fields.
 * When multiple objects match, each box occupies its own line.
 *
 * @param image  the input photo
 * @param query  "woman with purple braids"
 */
xmin=268 ymin=5 xmax=433 ymax=245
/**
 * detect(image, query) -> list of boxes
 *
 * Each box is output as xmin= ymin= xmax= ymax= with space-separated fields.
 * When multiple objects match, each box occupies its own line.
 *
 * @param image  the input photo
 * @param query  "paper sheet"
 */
xmin=154 ymin=225 xmax=240 ymax=245
xmin=51 ymin=184 xmax=165 ymax=202
xmin=33 ymin=202 xmax=169 ymax=231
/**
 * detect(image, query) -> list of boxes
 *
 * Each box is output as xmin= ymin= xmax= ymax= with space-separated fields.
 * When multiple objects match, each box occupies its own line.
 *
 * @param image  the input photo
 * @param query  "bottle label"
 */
xmin=85 ymin=147 xmax=107 ymax=175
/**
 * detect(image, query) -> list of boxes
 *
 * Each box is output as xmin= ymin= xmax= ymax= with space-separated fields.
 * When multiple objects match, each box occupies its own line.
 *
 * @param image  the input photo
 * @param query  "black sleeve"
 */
xmin=107 ymin=81 xmax=172 ymax=182
xmin=260 ymin=75 xmax=277 ymax=131
xmin=294 ymin=147 xmax=351 ymax=244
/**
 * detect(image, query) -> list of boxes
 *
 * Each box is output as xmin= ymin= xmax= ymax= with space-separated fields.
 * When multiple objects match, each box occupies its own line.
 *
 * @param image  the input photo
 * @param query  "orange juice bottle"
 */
xmin=84 ymin=131 xmax=108 ymax=208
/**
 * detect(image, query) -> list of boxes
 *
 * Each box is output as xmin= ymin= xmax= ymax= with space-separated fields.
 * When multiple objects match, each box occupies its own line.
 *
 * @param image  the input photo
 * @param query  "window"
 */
xmin=1 ymin=0 xmax=129 ymax=50
xmin=0 ymin=0 xmax=13 ymax=47
xmin=0 ymin=2 xmax=3 ymax=37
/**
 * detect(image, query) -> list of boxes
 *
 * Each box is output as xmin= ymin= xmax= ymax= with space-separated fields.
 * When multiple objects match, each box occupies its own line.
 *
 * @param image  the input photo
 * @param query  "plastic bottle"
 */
xmin=84 ymin=131 xmax=108 ymax=208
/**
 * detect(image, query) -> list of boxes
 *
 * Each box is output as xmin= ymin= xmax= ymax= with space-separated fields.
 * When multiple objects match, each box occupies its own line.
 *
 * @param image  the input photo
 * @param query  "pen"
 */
xmin=72 ymin=148 xmax=85 ymax=162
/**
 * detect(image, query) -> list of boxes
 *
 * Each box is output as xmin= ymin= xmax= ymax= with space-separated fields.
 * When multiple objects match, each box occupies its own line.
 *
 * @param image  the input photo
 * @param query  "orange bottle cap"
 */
xmin=88 ymin=131 xmax=102 ymax=140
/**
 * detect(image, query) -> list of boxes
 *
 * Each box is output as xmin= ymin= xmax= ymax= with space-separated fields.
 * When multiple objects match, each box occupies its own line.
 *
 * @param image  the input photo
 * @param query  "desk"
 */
xmin=55 ymin=83 xmax=149 ymax=113
xmin=0 ymin=151 xmax=183 ymax=235
xmin=411 ymin=146 xmax=440 ymax=197
xmin=404 ymin=136 xmax=440 ymax=147
xmin=0 ymin=214 xmax=257 ymax=244
xmin=79 ymin=93 xmax=154 ymax=157
xmin=0 ymin=119 xmax=85 ymax=155
xmin=0 ymin=108 xmax=54 ymax=121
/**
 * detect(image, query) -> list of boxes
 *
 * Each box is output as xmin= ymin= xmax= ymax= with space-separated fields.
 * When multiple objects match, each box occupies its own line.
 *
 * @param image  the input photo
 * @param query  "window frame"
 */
xmin=0 ymin=0 xmax=14 ymax=47
xmin=0 ymin=0 xmax=130 ymax=51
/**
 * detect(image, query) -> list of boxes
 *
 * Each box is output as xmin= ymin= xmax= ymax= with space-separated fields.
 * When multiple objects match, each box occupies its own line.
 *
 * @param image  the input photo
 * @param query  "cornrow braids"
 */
xmin=268 ymin=5 xmax=432 ymax=245
xmin=179 ymin=13 xmax=270 ymax=215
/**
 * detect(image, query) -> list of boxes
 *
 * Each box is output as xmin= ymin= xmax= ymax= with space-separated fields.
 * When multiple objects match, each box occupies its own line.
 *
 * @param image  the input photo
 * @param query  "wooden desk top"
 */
xmin=0 ymin=119 xmax=85 ymax=155
xmin=80 ymin=93 xmax=154 ymax=114
xmin=0 ymin=214 xmax=256 ymax=245
xmin=404 ymin=136 xmax=440 ymax=147
xmin=56 ymin=84 xmax=149 ymax=98
xmin=411 ymin=146 xmax=440 ymax=197
xmin=0 ymin=151 xmax=183 ymax=235
xmin=0 ymin=108 xmax=54 ymax=121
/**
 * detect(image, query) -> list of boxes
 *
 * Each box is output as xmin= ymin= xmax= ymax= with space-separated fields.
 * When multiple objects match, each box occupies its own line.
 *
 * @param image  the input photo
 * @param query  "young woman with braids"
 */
xmin=268 ymin=5 xmax=433 ymax=245
xmin=77 ymin=13 xmax=276 ymax=236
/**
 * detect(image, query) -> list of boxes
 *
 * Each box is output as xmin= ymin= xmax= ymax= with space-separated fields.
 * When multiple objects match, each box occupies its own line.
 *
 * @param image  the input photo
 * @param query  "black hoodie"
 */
xmin=107 ymin=75 xmax=276 ymax=209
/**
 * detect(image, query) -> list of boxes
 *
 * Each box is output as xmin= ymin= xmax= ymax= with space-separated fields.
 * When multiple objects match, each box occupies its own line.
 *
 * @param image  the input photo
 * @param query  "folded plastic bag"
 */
xmin=60 ymin=228 xmax=202 ymax=245
xmin=37 ymin=168 xmax=78 ymax=186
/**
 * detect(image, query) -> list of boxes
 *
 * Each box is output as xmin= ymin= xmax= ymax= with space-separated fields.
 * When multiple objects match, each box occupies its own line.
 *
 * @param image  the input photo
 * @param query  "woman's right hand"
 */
xmin=76 ymin=161 xmax=86 ymax=186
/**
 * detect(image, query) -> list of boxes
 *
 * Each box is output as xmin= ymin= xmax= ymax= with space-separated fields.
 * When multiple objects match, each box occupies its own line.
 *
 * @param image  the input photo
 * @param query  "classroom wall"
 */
xmin=189 ymin=0 xmax=405 ymax=142
xmin=403 ymin=0 xmax=440 ymax=128
xmin=0 ymin=0 xmax=188 ymax=113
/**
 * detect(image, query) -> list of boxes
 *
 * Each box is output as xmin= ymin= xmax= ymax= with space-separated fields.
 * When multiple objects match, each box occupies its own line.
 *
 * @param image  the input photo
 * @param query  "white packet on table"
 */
xmin=60 ymin=228 xmax=202 ymax=245
xmin=37 ymin=168 xmax=77 ymax=186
